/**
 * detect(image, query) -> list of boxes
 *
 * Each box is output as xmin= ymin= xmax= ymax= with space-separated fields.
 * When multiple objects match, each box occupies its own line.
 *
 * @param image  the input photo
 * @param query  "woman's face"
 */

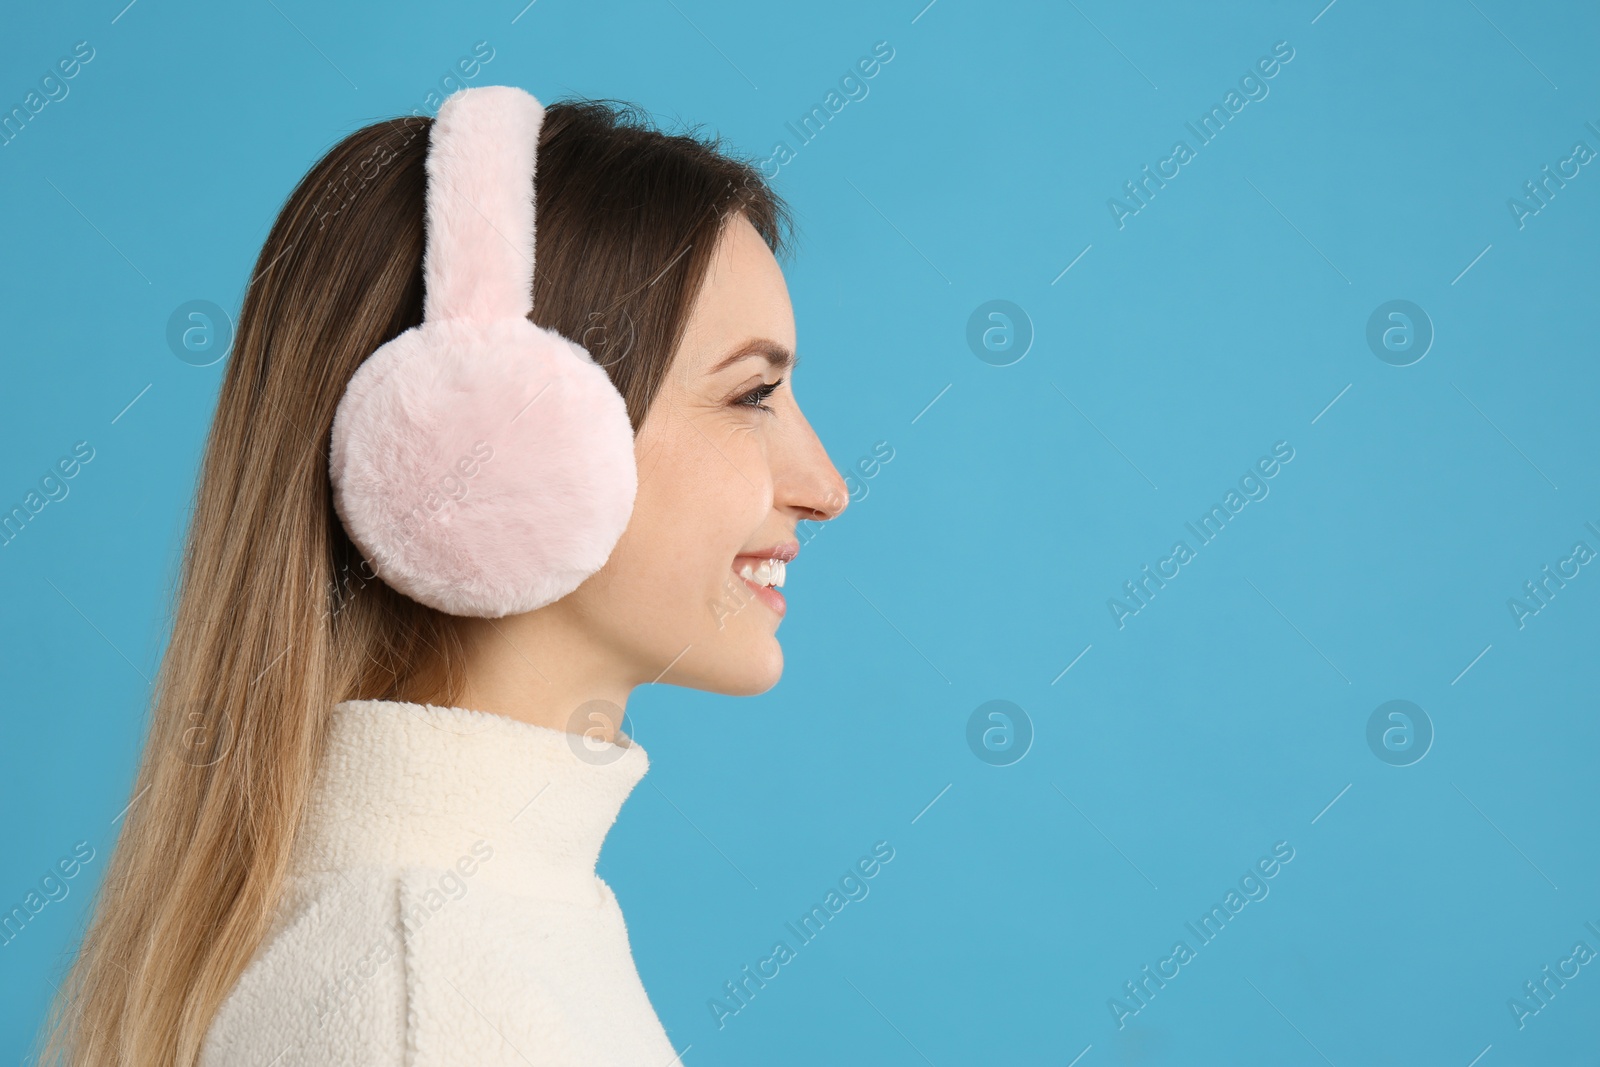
xmin=564 ymin=213 xmax=849 ymax=696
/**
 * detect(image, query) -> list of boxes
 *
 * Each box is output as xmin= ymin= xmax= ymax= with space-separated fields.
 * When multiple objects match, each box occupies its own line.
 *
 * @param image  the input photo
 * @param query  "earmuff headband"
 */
xmin=422 ymin=88 xmax=539 ymax=324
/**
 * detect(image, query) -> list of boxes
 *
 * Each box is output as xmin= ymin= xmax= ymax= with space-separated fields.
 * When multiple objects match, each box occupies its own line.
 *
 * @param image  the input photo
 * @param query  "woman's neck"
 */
xmin=448 ymin=610 xmax=636 ymax=743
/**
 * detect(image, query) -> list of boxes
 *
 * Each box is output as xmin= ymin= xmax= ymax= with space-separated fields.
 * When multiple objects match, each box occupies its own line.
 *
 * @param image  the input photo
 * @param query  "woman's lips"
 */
xmin=735 ymin=541 xmax=799 ymax=563
xmin=730 ymin=558 xmax=787 ymax=618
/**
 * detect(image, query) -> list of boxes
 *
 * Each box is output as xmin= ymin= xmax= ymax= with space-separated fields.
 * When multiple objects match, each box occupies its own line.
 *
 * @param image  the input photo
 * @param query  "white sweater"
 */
xmin=198 ymin=699 xmax=680 ymax=1067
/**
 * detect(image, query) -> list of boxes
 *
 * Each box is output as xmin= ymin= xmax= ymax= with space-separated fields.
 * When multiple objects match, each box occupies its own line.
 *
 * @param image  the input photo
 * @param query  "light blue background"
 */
xmin=3 ymin=1 xmax=1598 ymax=1063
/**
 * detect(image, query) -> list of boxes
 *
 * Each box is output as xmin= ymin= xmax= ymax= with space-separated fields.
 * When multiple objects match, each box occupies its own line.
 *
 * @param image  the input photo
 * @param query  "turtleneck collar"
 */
xmin=287 ymin=699 xmax=649 ymax=905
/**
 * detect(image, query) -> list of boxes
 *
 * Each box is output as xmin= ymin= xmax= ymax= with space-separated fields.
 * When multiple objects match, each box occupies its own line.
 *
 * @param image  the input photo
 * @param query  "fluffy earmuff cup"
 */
xmin=328 ymin=317 xmax=638 ymax=618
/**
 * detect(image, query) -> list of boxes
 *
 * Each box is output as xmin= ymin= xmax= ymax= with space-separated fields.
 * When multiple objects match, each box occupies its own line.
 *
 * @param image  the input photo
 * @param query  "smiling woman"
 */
xmin=38 ymin=88 xmax=849 ymax=1067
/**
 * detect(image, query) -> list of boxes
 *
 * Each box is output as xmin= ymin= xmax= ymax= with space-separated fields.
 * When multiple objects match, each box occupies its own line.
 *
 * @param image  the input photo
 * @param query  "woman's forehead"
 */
xmin=681 ymin=218 xmax=795 ymax=371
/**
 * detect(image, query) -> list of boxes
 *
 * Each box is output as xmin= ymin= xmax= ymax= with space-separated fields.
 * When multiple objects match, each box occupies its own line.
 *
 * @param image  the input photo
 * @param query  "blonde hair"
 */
xmin=35 ymin=100 xmax=789 ymax=1066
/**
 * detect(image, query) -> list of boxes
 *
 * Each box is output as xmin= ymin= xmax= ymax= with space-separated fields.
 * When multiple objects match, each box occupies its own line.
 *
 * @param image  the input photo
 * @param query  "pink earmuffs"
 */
xmin=328 ymin=85 xmax=638 ymax=618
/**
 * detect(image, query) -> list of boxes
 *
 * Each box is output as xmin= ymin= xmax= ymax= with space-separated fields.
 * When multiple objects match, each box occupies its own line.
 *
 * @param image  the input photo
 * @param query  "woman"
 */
xmin=38 ymin=88 xmax=849 ymax=1066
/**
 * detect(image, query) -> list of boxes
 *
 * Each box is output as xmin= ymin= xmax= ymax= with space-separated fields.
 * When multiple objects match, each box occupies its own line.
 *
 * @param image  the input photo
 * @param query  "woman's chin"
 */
xmin=683 ymin=635 xmax=783 ymax=696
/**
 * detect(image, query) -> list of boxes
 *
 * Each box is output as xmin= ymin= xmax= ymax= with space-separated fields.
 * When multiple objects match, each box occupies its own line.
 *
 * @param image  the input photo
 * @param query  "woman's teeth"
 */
xmin=738 ymin=558 xmax=787 ymax=589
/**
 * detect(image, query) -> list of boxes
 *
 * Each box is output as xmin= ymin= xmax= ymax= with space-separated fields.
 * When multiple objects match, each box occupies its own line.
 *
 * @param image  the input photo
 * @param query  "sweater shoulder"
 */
xmin=199 ymin=864 xmax=610 ymax=1067
xmin=198 ymin=866 xmax=408 ymax=1066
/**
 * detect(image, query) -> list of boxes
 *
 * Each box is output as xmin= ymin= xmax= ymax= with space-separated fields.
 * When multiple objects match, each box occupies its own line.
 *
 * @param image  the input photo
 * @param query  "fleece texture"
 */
xmin=197 ymin=699 xmax=679 ymax=1067
xmin=328 ymin=84 xmax=638 ymax=619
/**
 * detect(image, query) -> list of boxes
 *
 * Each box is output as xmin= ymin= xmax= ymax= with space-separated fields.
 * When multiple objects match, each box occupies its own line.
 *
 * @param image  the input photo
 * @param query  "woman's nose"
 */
xmin=780 ymin=407 xmax=850 ymax=523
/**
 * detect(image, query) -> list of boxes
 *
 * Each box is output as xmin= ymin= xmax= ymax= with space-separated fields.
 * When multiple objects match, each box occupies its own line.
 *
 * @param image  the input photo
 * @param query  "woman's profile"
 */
xmin=37 ymin=85 xmax=848 ymax=1066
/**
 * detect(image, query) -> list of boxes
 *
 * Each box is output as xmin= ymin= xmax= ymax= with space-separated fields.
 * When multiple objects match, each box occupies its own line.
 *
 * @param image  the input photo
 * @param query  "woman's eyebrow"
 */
xmin=708 ymin=338 xmax=798 ymax=375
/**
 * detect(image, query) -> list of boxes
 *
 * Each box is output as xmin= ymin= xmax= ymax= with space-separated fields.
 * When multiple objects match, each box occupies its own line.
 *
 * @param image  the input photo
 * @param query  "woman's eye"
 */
xmin=734 ymin=379 xmax=781 ymax=414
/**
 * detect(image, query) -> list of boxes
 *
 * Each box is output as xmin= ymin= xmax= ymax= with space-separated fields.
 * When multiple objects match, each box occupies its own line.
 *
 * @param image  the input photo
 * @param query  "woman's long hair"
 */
xmin=36 ymin=97 xmax=790 ymax=1067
